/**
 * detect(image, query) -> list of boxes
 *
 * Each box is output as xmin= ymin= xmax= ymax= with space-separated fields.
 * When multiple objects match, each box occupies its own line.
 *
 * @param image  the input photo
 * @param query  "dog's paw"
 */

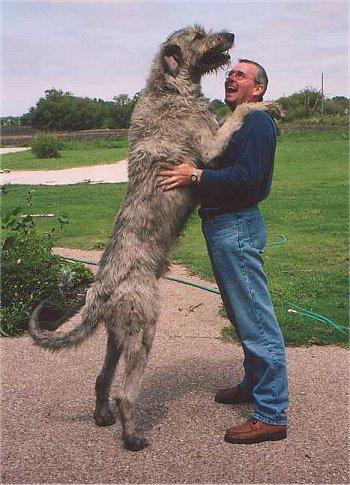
xmin=124 ymin=434 xmax=149 ymax=452
xmin=233 ymin=102 xmax=256 ymax=118
xmin=258 ymin=101 xmax=285 ymax=120
xmin=94 ymin=409 xmax=116 ymax=427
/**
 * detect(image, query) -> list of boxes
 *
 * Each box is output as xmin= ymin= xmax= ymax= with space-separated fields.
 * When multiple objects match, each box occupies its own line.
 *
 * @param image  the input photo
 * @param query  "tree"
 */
xmin=19 ymin=89 xmax=145 ymax=131
xmin=109 ymin=93 xmax=141 ymax=128
xmin=20 ymin=89 xmax=128 ymax=131
xmin=324 ymin=96 xmax=349 ymax=115
xmin=277 ymin=87 xmax=323 ymax=121
xmin=1 ymin=116 xmax=21 ymax=126
xmin=113 ymin=94 xmax=131 ymax=106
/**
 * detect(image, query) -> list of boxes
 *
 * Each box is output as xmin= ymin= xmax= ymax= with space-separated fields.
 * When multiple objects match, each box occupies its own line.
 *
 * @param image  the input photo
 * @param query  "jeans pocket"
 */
xmin=245 ymin=213 xmax=267 ymax=251
xmin=204 ymin=216 xmax=241 ymax=254
xmin=209 ymin=213 xmax=237 ymax=230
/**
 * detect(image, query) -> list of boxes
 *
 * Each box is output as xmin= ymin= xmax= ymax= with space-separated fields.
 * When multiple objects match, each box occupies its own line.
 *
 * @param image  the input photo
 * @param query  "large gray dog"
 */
xmin=30 ymin=25 xmax=273 ymax=451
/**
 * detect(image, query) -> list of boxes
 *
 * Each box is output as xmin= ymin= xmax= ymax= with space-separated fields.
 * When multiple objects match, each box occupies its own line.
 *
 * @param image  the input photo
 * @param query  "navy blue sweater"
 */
xmin=200 ymin=110 xmax=277 ymax=211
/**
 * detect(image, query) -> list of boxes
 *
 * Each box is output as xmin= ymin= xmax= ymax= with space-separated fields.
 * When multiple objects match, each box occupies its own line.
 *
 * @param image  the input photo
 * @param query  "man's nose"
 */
xmin=226 ymin=73 xmax=235 ymax=83
xmin=226 ymin=33 xmax=235 ymax=43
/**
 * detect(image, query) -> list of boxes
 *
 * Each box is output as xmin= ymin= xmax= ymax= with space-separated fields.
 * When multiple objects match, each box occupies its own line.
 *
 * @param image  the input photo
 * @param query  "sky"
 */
xmin=2 ymin=0 xmax=349 ymax=116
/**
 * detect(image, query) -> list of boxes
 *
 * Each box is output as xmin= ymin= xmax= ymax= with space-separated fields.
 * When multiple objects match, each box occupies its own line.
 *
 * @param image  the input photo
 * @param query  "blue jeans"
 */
xmin=200 ymin=205 xmax=289 ymax=425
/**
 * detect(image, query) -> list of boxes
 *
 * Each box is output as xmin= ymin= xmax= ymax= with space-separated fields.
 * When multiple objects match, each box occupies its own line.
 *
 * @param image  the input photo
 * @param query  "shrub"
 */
xmin=31 ymin=133 xmax=63 ymax=158
xmin=0 ymin=187 xmax=93 ymax=337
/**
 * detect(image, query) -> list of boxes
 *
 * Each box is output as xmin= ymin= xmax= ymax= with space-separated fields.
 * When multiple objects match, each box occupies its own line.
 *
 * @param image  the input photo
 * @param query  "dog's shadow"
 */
xmin=48 ymin=356 xmax=250 ymax=432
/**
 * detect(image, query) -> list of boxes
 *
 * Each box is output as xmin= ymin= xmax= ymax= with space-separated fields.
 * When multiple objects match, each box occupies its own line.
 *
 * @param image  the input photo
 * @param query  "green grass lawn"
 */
xmin=2 ymin=130 xmax=348 ymax=345
xmin=1 ymin=139 xmax=128 ymax=170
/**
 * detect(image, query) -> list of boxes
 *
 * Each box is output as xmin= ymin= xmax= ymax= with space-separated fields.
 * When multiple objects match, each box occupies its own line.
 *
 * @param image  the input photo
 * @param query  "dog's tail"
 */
xmin=29 ymin=291 xmax=101 ymax=352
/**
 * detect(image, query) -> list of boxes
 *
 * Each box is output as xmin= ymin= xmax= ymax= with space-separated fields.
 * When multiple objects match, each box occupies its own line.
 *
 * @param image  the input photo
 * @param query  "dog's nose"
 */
xmin=226 ymin=33 xmax=235 ymax=42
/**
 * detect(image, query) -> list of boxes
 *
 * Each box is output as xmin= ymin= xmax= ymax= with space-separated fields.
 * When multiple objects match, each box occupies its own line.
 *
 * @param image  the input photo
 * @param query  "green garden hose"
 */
xmin=265 ymin=234 xmax=287 ymax=247
xmin=60 ymin=233 xmax=348 ymax=335
xmin=283 ymin=302 xmax=349 ymax=335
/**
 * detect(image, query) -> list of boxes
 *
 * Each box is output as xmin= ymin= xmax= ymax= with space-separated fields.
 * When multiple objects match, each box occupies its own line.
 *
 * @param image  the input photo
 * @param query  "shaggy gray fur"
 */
xmin=29 ymin=25 xmax=274 ymax=451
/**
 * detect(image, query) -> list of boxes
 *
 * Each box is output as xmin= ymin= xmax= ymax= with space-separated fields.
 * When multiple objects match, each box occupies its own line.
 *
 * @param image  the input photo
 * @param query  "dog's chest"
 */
xmin=130 ymin=96 xmax=217 ymax=141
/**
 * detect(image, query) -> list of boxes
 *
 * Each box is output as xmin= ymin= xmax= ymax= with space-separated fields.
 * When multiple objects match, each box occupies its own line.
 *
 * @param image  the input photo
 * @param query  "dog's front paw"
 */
xmin=258 ymin=101 xmax=285 ymax=120
xmin=233 ymin=102 xmax=256 ymax=118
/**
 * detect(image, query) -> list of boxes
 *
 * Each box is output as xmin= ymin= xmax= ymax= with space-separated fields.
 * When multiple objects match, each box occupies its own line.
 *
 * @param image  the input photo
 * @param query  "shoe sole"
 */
xmin=224 ymin=430 xmax=287 ymax=444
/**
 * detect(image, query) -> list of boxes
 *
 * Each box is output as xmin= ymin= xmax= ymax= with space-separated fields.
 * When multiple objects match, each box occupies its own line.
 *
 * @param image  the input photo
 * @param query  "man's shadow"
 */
xmin=132 ymin=355 xmax=251 ymax=431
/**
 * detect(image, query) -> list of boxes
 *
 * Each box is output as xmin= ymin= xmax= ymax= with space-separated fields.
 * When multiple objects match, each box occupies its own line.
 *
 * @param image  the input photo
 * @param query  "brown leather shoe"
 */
xmin=215 ymin=386 xmax=253 ymax=404
xmin=224 ymin=418 xmax=287 ymax=444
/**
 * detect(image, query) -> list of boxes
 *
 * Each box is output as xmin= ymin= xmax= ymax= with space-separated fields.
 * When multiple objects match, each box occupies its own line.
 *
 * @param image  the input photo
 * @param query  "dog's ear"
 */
xmin=162 ymin=44 xmax=183 ymax=77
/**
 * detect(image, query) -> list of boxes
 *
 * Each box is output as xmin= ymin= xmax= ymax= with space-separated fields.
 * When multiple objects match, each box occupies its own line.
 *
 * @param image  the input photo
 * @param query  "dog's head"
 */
xmin=161 ymin=25 xmax=234 ymax=79
xmin=147 ymin=25 xmax=235 ymax=93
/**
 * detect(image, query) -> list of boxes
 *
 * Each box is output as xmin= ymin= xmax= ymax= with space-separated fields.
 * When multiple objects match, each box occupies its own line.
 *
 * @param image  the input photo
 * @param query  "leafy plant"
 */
xmin=1 ymin=187 xmax=93 ymax=337
xmin=31 ymin=133 xmax=63 ymax=158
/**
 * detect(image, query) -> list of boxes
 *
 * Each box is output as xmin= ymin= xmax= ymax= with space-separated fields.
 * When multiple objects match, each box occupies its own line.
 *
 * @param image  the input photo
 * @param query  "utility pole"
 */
xmin=321 ymin=73 xmax=324 ymax=116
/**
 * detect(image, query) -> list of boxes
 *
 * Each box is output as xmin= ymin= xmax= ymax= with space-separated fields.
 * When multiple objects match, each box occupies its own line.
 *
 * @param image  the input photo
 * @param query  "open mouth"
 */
xmin=202 ymin=48 xmax=231 ymax=67
xmin=226 ymin=85 xmax=238 ymax=94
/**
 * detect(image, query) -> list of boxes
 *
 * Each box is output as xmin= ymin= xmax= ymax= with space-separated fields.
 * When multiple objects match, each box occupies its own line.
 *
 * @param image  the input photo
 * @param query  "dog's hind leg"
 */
xmin=117 ymin=323 xmax=156 ymax=451
xmin=94 ymin=330 xmax=122 ymax=427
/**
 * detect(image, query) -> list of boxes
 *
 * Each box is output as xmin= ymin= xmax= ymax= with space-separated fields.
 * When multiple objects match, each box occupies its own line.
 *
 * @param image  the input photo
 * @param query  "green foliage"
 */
xmin=209 ymin=98 xmax=230 ymax=120
xmin=16 ymin=86 xmax=349 ymax=132
xmin=1 ymin=116 xmax=21 ymax=126
xmin=21 ymin=88 xmax=139 ymax=131
xmin=31 ymin=133 xmax=63 ymax=159
xmin=324 ymin=96 xmax=349 ymax=115
xmin=0 ymin=187 xmax=93 ymax=337
xmin=111 ymin=93 xmax=138 ymax=128
xmin=209 ymin=90 xmax=348 ymax=124
xmin=277 ymin=87 xmax=323 ymax=121
xmin=277 ymin=87 xmax=349 ymax=122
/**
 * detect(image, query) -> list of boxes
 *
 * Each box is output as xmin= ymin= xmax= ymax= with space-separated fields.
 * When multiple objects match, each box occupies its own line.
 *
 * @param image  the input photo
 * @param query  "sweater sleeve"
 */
xmin=200 ymin=111 xmax=275 ymax=199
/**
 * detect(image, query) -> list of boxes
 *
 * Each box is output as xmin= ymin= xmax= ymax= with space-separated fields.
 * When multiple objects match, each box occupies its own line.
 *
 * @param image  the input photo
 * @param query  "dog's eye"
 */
xmin=194 ymin=33 xmax=205 ymax=40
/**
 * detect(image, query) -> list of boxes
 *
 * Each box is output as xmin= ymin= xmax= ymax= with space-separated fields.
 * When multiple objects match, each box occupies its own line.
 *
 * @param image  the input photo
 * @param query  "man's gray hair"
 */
xmin=239 ymin=59 xmax=268 ymax=101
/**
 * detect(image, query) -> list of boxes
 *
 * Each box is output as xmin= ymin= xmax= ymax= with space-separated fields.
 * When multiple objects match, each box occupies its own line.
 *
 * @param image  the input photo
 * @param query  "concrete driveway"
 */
xmin=1 ymin=248 xmax=349 ymax=484
xmin=0 ymin=147 xmax=31 ymax=155
xmin=0 ymin=160 xmax=128 ymax=185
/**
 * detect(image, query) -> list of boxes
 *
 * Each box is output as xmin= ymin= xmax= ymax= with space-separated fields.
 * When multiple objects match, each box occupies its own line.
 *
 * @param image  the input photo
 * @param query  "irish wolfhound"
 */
xmin=30 ymin=25 xmax=274 ymax=451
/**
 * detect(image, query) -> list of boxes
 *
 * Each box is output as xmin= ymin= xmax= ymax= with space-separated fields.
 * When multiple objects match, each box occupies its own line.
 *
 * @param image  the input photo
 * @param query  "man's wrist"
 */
xmin=191 ymin=168 xmax=203 ymax=184
xmin=190 ymin=168 xmax=198 ymax=184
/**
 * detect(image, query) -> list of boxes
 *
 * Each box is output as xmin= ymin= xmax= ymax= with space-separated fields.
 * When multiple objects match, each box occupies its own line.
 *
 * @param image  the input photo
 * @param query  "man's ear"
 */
xmin=253 ymin=83 xmax=265 ymax=98
xmin=162 ymin=44 xmax=183 ymax=77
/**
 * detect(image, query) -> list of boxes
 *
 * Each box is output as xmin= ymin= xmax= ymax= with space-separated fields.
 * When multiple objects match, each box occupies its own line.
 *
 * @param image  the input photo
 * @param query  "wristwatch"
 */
xmin=190 ymin=169 xmax=199 ymax=184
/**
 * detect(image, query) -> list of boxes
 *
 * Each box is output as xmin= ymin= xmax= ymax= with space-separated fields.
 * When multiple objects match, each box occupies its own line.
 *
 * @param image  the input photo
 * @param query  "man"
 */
xmin=156 ymin=59 xmax=289 ymax=445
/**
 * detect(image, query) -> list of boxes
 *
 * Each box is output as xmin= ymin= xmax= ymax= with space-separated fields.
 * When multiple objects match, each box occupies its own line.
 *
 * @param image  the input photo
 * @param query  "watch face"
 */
xmin=191 ymin=174 xmax=198 ymax=182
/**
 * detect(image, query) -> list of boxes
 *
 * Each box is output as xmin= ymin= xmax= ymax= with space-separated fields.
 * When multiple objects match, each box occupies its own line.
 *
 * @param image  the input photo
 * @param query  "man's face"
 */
xmin=225 ymin=62 xmax=264 ymax=108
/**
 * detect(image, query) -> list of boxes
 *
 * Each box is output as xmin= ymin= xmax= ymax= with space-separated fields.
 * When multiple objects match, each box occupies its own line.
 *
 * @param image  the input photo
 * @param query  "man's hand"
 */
xmin=156 ymin=157 xmax=202 ymax=191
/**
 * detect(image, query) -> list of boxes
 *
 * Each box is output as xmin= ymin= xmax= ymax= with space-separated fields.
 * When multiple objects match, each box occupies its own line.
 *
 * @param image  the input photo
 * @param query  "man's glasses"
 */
xmin=226 ymin=70 xmax=258 ymax=83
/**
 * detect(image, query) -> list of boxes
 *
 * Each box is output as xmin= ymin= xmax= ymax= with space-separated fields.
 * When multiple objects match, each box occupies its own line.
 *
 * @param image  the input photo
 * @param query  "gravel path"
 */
xmin=0 ymin=160 xmax=128 ymax=185
xmin=1 ymin=248 xmax=349 ymax=484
